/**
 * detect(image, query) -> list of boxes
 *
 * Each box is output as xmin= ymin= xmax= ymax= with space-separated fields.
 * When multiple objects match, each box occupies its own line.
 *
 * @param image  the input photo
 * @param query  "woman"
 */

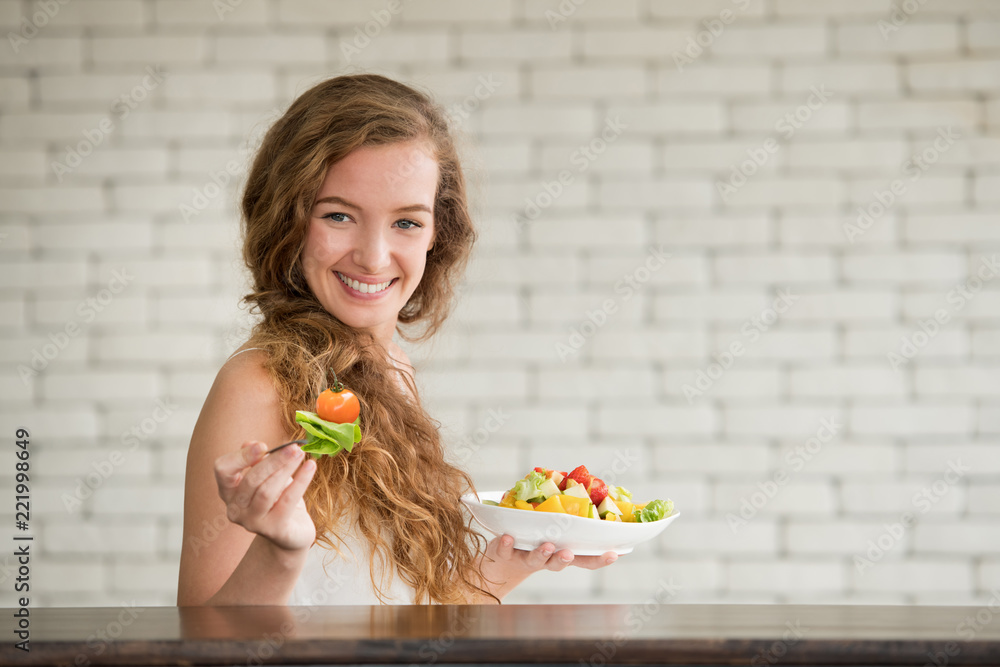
xmin=176 ymin=74 xmax=618 ymax=607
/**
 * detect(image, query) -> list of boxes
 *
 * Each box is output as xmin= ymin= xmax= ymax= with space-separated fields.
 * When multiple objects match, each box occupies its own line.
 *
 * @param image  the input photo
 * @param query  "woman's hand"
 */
xmin=477 ymin=534 xmax=619 ymax=601
xmin=213 ymin=441 xmax=318 ymax=553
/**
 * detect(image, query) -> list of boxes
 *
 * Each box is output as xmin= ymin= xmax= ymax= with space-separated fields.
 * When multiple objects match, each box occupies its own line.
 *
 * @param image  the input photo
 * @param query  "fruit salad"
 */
xmin=487 ymin=465 xmax=674 ymax=522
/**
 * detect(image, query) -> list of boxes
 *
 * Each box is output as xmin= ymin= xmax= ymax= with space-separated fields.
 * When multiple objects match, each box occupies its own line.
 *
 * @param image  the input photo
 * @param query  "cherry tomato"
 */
xmin=316 ymin=371 xmax=360 ymax=423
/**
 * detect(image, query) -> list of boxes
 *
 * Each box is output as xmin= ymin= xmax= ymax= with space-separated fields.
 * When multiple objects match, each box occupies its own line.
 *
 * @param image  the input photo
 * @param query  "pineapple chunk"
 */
xmin=559 ymin=494 xmax=591 ymax=518
xmin=604 ymin=512 xmax=621 ymax=521
xmin=514 ymin=500 xmax=534 ymax=511
xmin=534 ymin=495 xmax=567 ymax=513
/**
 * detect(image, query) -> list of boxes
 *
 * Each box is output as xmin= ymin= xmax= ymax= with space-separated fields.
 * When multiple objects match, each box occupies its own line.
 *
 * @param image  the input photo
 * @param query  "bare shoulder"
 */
xmin=177 ymin=348 xmax=291 ymax=605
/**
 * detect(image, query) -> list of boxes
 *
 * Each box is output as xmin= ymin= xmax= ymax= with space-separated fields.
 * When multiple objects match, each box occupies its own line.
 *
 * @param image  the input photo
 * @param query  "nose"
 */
xmin=352 ymin=222 xmax=391 ymax=275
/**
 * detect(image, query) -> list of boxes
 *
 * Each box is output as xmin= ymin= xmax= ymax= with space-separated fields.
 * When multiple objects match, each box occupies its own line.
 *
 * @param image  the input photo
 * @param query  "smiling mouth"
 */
xmin=336 ymin=271 xmax=396 ymax=294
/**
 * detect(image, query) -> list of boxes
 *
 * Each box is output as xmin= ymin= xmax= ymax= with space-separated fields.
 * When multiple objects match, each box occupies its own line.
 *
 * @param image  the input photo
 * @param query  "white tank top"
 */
xmin=226 ymin=347 xmax=421 ymax=605
xmin=287 ymin=520 xmax=419 ymax=606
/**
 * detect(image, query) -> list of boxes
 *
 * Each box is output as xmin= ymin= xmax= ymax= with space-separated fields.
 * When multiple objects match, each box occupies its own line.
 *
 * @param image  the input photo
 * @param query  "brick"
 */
xmin=648 ymin=0 xmax=766 ymax=18
xmin=215 ymin=34 xmax=324 ymax=65
xmin=526 ymin=215 xmax=645 ymax=248
xmin=728 ymin=561 xmax=844 ymax=592
xmin=479 ymin=104 xmax=595 ymax=137
xmin=915 ymin=367 xmax=1000 ymax=397
xmin=0 ymin=259 xmax=88 ymax=289
xmin=606 ymin=102 xmax=726 ymax=133
xmin=975 ymin=175 xmax=1000 ymax=204
xmin=836 ymin=22 xmax=960 ymax=54
xmin=789 ymin=366 xmax=908 ymax=398
xmin=599 ymin=556 xmax=721 ymax=595
xmin=972 ymin=330 xmax=1000 ymax=359
xmin=95 ymin=258 xmax=212 ymax=288
xmin=841 ymin=252 xmax=967 ymax=283
xmin=914 ymin=521 xmax=1000 ymax=553
xmin=458 ymin=30 xmax=571 ymax=61
xmin=158 ymin=0 xmax=268 ymax=24
xmin=95 ymin=333 xmax=215 ymax=363
xmin=33 ymin=295 xmax=147 ymax=328
xmin=0 ymin=148 xmax=45 ymax=179
xmin=851 ymin=560 xmax=973 ymax=593
xmin=466 ymin=252 xmax=578 ymax=287
xmin=451 ymin=289 xmax=520 ymax=325
xmin=276 ymin=0 xmax=406 ymax=25
xmin=528 ymin=289 xmax=644 ymax=326
xmin=0 ymin=77 xmax=30 ymax=110
xmin=111 ymin=562 xmax=180 ymax=593
xmin=843 ymin=477 xmax=966 ymax=517
xmin=730 ymin=100 xmax=849 ymax=133
xmin=714 ymin=253 xmax=836 ymax=284
xmin=581 ymin=28 xmax=691 ymax=58
xmin=0 ymin=37 xmax=83 ymax=67
xmin=588 ymin=327 xmax=709 ymax=362
xmin=777 ymin=289 xmax=897 ymax=322
xmin=724 ymin=406 xmax=842 ymax=437
xmin=720 ymin=178 xmax=844 ymax=208
xmin=905 ymin=444 xmax=1000 ymax=475
xmin=92 ymin=36 xmax=209 ymax=66
xmin=786 ymin=520 xmax=911 ymax=556
xmin=904 ymin=212 xmax=1000 ymax=242
xmin=659 ymin=518 xmax=778 ymax=555
xmin=92 ymin=485 xmax=184 ymax=515
xmin=710 ymin=25 xmax=828 ymax=57
xmin=772 ymin=0 xmax=881 ymax=16
xmin=781 ymin=62 xmax=900 ymax=93
xmin=658 ymin=64 xmax=772 ymax=95
xmin=780 ymin=214 xmax=898 ymax=247
xmin=42 ymin=522 xmax=158 ymax=556
xmin=117 ymin=111 xmax=232 ymax=139
xmin=599 ymin=405 xmax=717 ymax=437
xmin=850 ymin=176 xmax=965 ymax=206
xmin=968 ymin=21 xmax=1000 ymax=50
xmin=33 ymin=562 xmax=107 ymax=593
xmin=909 ymin=60 xmax=1000 ymax=92
xmin=409 ymin=69 xmax=519 ymax=103
xmin=598 ymin=177 xmax=714 ymax=210
xmin=585 ymin=253 xmax=707 ymax=287
xmin=541 ymin=140 xmax=654 ymax=175
xmin=852 ymin=405 xmax=974 ymax=436
xmin=660 ymin=140 xmax=780 ymax=172
xmin=160 ymin=71 xmax=277 ymax=104
xmin=784 ymin=140 xmax=908 ymax=169
xmin=857 ymin=100 xmax=980 ymax=130
xmin=521 ymin=0 xmax=641 ymax=24
xmin=333 ymin=29 xmax=449 ymax=65
xmin=417 ymin=368 xmax=527 ymax=400
xmin=538 ymin=367 xmax=656 ymax=400
xmin=653 ymin=215 xmax=772 ymax=247
xmin=651 ymin=443 xmax=770 ymax=474
xmin=42 ymin=371 xmax=159 ymax=402
xmin=804 ymin=443 xmax=899 ymax=476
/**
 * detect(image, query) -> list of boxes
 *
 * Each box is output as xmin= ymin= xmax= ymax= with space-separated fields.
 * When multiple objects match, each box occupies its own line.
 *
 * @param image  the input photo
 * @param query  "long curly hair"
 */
xmin=238 ymin=73 xmax=493 ymax=604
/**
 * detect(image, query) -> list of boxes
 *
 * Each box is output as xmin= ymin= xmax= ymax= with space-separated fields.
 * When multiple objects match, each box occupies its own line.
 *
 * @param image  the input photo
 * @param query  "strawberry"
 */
xmin=566 ymin=465 xmax=592 ymax=489
xmin=534 ymin=466 xmax=553 ymax=478
xmin=587 ymin=477 xmax=609 ymax=506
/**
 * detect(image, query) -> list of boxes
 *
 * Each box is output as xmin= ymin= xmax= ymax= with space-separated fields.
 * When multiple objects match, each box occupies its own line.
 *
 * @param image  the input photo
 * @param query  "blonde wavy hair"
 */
xmin=238 ymin=73 xmax=494 ymax=604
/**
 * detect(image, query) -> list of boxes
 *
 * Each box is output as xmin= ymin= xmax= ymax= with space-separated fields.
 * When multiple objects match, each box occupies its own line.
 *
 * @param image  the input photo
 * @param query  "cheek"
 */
xmin=302 ymin=225 xmax=336 ymax=270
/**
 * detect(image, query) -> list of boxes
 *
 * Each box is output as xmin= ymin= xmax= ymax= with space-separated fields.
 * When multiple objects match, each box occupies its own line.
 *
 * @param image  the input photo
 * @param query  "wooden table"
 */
xmin=4 ymin=603 xmax=1000 ymax=666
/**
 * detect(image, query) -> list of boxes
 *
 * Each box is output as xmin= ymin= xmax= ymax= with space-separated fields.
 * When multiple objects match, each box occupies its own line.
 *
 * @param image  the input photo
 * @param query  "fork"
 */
xmin=266 ymin=439 xmax=308 ymax=455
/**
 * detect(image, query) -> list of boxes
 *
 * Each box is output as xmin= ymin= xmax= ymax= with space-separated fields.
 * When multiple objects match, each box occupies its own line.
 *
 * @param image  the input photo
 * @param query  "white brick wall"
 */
xmin=1 ymin=0 xmax=998 ymax=608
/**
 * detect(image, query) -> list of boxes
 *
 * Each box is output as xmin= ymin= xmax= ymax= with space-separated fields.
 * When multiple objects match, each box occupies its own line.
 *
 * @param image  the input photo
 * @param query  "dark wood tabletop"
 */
xmin=4 ymin=603 xmax=1000 ymax=666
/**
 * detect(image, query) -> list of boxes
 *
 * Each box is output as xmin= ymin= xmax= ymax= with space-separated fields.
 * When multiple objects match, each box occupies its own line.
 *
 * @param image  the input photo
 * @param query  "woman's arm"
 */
xmin=176 ymin=350 xmax=317 ymax=606
xmin=470 ymin=535 xmax=619 ymax=603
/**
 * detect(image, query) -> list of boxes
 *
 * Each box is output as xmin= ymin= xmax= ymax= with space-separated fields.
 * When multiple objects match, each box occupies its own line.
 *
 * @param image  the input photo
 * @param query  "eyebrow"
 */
xmin=314 ymin=195 xmax=432 ymax=215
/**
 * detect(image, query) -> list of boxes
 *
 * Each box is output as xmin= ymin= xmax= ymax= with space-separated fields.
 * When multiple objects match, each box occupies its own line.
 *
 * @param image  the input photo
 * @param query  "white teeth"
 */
xmin=337 ymin=272 xmax=392 ymax=294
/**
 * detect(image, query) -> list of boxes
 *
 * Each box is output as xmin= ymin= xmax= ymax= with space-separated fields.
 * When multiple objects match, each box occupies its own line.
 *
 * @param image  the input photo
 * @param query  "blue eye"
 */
xmin=323 ymin=212 xmax=350 ymax=222
xmin=395 ymin=219 xmax=421 ymax=230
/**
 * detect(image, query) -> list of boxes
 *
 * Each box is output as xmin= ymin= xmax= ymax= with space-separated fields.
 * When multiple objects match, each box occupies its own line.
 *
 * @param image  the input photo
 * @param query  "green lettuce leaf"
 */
xmin=513 ymin=470 xmax=546 ymax=502
xmin=294 ymin=410 xmax=361 ymax=459
xmin=635 ymin=498 xmax=674 ymax=523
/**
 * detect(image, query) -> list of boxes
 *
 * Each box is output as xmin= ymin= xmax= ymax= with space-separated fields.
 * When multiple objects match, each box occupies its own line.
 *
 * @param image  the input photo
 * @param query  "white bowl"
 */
xmin=460 ymin=491 xmax=681 ymax=556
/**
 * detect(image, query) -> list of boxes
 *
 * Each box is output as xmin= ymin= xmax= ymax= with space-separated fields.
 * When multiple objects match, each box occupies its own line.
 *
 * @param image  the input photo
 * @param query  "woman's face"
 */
xmin=302 ymin=140 xmax=438 ymax=343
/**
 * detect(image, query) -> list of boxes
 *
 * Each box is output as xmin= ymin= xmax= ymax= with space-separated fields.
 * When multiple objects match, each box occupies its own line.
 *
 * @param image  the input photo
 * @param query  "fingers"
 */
xmin=241 ymin=445 xmax=306 ymax=515
xmin=570 ymin=551 xmax=620 ymax=570
xmin=493 ymin=534 xmax=515 ymax=561
xmin=269 ymin=455 xmax=317 ymax=515
xmin=214 ymin=441 xmax=267 ymax=490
